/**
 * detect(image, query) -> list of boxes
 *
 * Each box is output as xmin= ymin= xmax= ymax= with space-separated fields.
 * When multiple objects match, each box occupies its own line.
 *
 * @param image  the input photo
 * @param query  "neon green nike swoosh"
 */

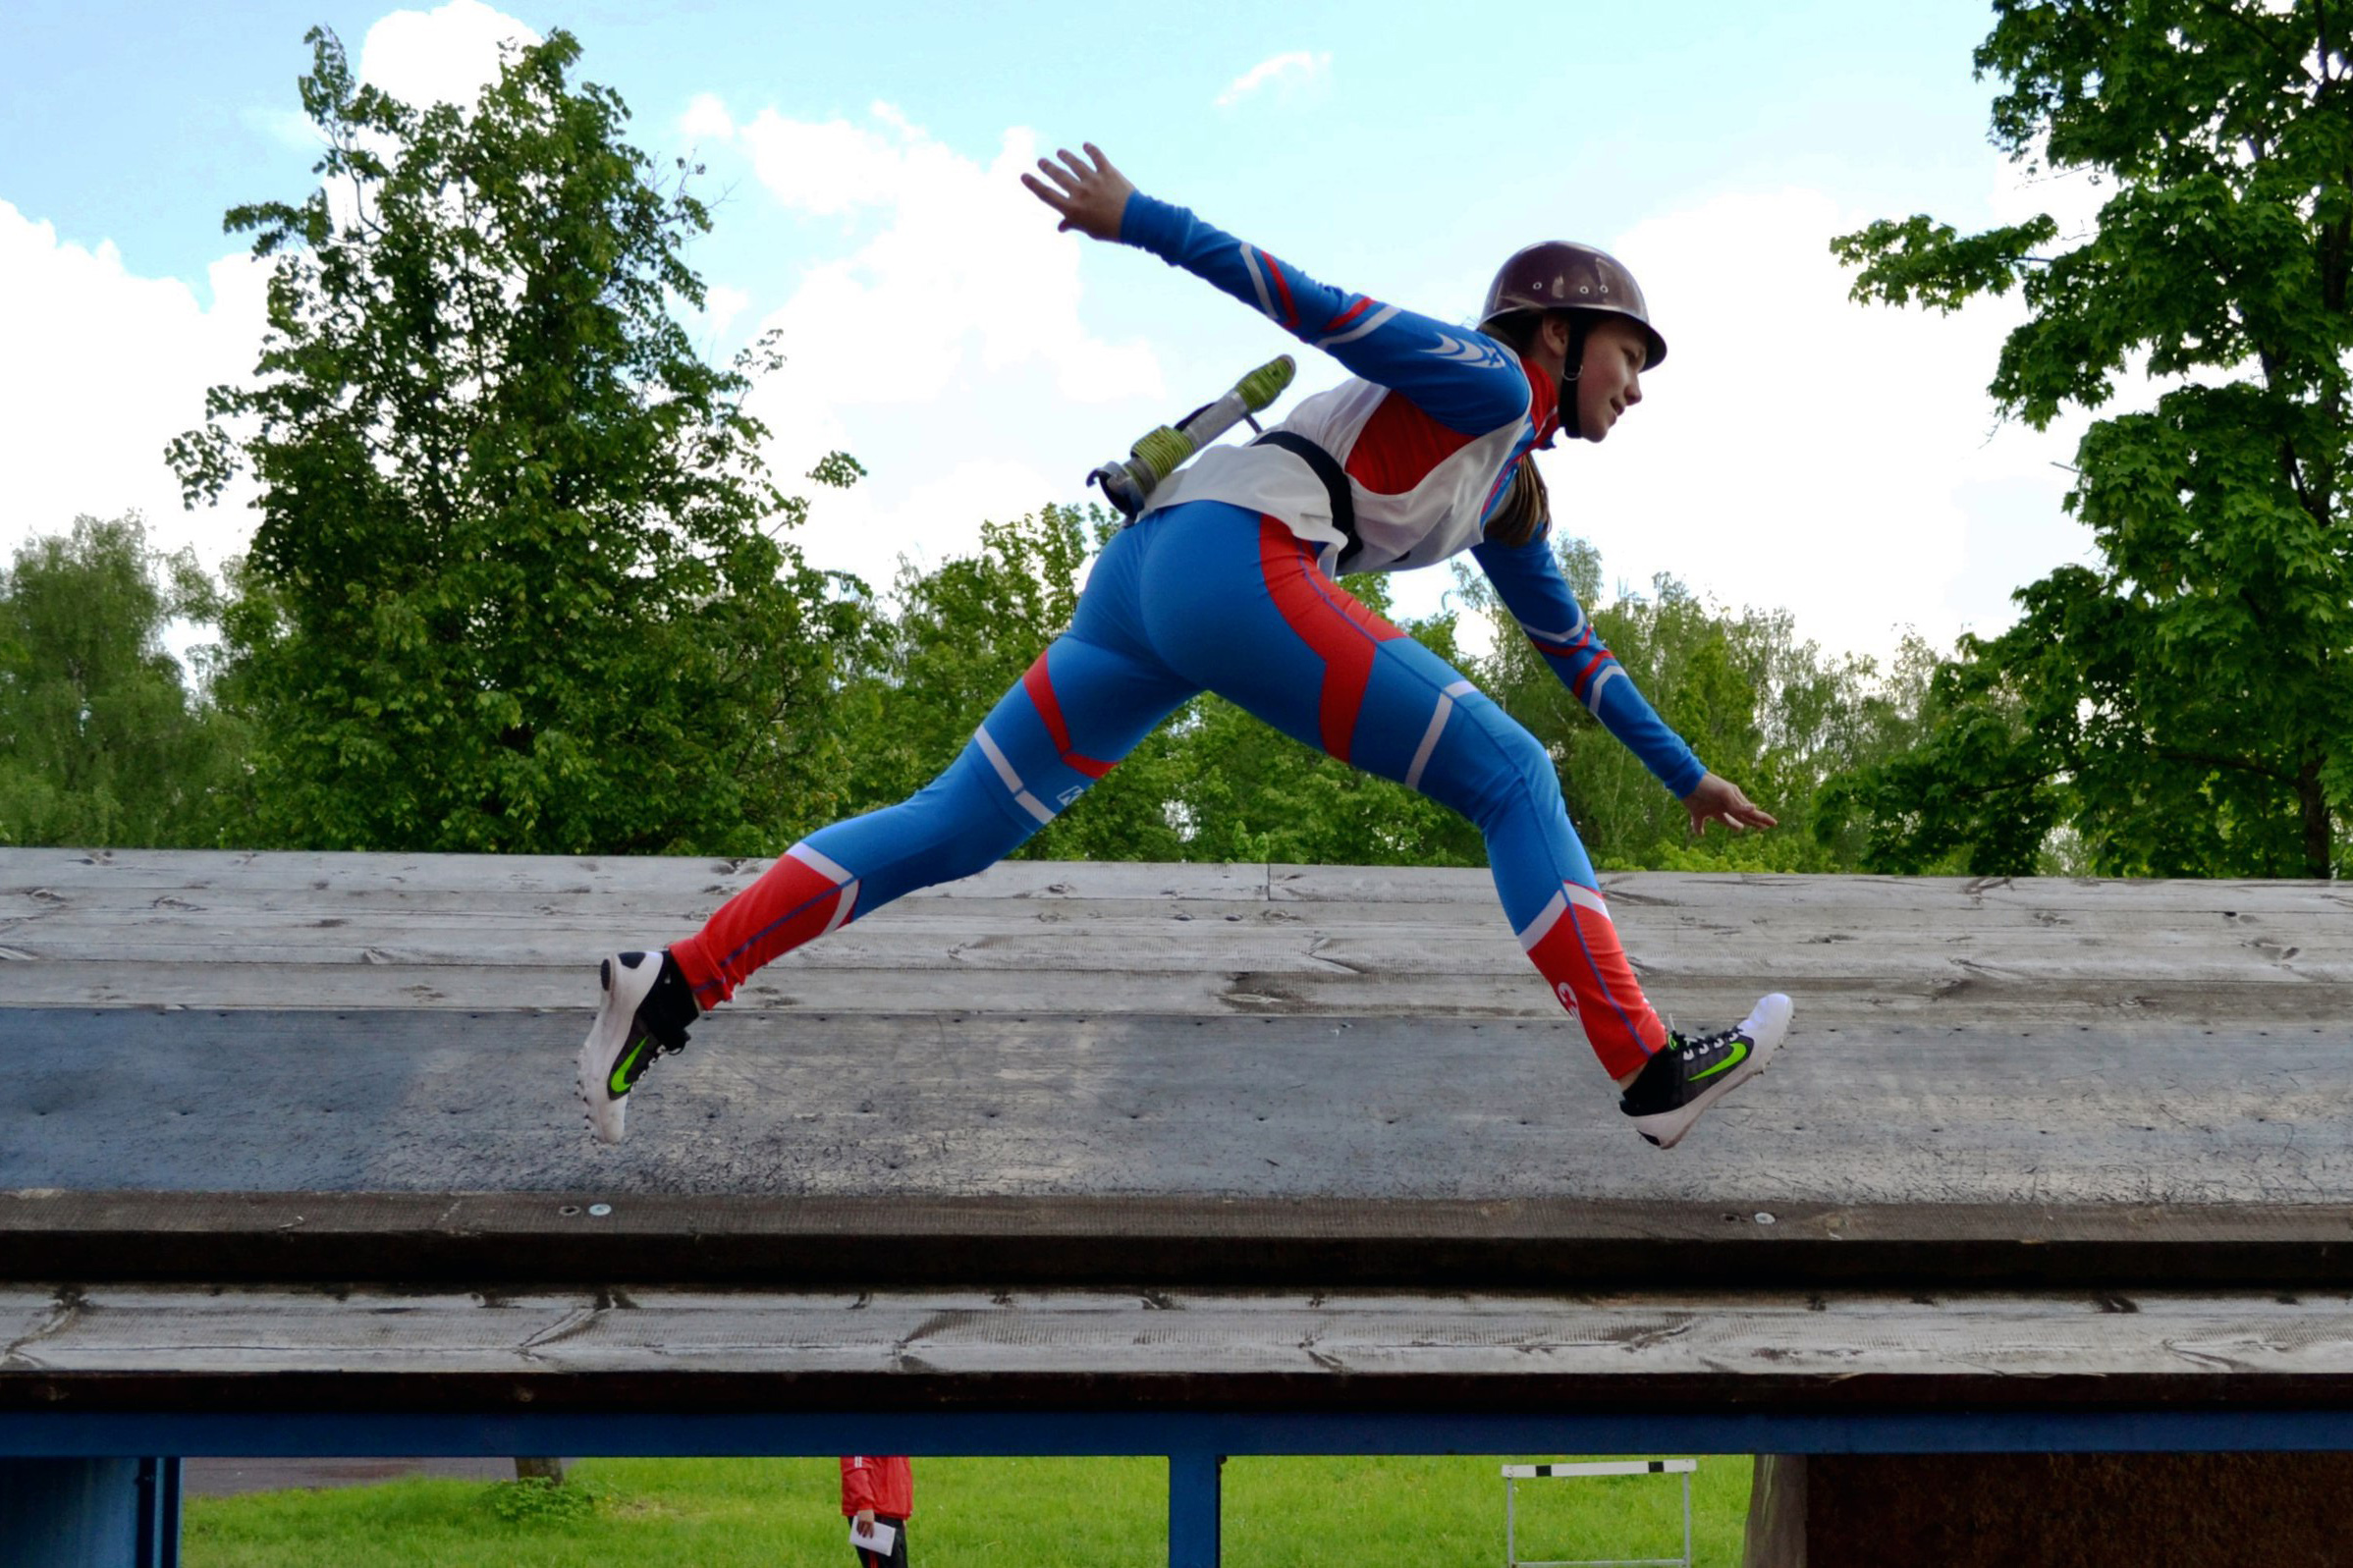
xmin=608 ymin=1039 xmax=645 ymax=1097
xmin=1691 ymin=1040 xmax=1748 ymax=1082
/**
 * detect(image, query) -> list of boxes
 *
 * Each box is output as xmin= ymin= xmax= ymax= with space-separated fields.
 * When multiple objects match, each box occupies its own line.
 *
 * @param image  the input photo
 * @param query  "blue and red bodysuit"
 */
xmin=673 ymin=195 xmax=1704 ymax=1079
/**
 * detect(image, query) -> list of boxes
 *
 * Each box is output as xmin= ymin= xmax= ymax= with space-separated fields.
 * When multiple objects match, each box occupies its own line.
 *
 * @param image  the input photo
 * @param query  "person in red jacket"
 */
xmin=842 ymin=1454 xmax=913 ymax=1567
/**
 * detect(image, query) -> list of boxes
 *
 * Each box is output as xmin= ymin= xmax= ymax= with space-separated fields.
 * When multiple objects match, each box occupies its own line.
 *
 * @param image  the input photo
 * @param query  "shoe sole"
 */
xmin=575 ymin=954 xmax=658 ymax=1146
xmin=1630 ymin=994 xmax=1793 ymax=1150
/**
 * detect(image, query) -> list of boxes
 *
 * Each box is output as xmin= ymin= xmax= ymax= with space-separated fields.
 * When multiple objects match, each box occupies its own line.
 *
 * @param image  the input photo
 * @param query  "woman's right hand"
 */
xmin=1020 ymin=142 xmax=1135 ymax=242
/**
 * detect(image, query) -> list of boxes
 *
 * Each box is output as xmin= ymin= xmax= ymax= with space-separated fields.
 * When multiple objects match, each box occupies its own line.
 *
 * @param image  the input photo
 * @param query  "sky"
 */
xmin=0 ymin=0 xmax=2120 ymax=670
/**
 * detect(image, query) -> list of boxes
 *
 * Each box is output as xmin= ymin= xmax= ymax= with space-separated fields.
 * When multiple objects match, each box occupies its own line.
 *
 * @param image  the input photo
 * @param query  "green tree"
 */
xmin=830 ymin=503 xmax=1188 ymax=862
xmin=171 ymin=27 xmax=861 ymax=854
xmin=0 ymin=515 xmax=247 ymax=847
xmin=1831 ymin=0 xmax=2352 ymax=878
xmin=1457 ymin=540 xmax=1930 ymax=873
xmin=832 ymin=505 xmax=1484 ymax=868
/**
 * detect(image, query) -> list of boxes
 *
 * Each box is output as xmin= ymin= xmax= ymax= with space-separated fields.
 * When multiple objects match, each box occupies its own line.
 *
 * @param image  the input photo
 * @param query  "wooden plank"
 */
xmin=0 ymin=851 xmax=1272 ymax=903
xmin=8 ymin=1190 xmax=2353 ymax=1292
xmin=10 ymin=1283 xmax=2353 ymax=1416
xmin=7 ymin=906 xmax=2347 ymax=976
xmin=16 ymin=873 xmax=2341 ymax=951
xmin=1280 ymin=864 xmax=2353 ymax=916
xmin=7 ymin=1009 xmax=2347 ymax=1205
xmin=9 ymin=849 xmax=2345 ymax=917
xmin=3 ymin=955 xmax=2343 ymax=1023
xmin=7 ymin=856 xmax=2346 ymax=1014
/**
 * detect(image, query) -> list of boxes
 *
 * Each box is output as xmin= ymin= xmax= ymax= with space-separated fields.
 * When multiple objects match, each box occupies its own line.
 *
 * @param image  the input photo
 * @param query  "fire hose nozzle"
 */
xmin=1089 ymin=354 xmax=1296 ymax=519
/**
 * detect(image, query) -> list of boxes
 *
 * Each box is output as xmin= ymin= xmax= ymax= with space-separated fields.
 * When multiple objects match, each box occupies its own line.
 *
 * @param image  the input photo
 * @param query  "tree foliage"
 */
xmin=171 ymin=27 xmax=861 ymax=854
xmin=0 ymin=515 xmax=246 ymax=847
xmin=827 ymin=505 xmax=1482 ymax=867
xmin=825 ymin=509 xmax=1913 ymax=875
xmin=1831 ymin=0 xmax=2352 ymax=877
xmin=1459 ymin=545 xmax=1935 ymax=873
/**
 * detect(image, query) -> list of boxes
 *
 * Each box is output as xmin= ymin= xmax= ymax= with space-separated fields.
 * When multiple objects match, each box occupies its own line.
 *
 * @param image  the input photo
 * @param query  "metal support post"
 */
xmin=1168 ymin=1448 xmax=1224 ymax=1568
xmin=135 ymin=1458 xmax=181 ymax=1568
xmin=0 ymin=1456 xmax=180 ymax=1568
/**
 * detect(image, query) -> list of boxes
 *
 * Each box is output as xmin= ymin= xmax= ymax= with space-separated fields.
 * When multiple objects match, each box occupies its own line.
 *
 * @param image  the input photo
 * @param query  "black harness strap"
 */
xmin=1250 ymin=430 xmax=1363 ymax=572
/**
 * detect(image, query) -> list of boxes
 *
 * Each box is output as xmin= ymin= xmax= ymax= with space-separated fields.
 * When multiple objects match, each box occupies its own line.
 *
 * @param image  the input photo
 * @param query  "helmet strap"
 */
xmin=1556 ymin=315 xmax=1592 ymax=442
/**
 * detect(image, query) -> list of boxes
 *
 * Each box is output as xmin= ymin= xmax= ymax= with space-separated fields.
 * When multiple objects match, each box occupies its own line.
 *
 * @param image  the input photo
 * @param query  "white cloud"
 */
xmin=695 ymin=102 xmax=1160 ymax=577
xmin=700 ymin=284 xmax=750 ymax=338
xmin=0 ymin=0 xmax=550 ymax=589
xmin=241 ymin=105 xmax=323 ymax=154
xmin=358 ymin=0 xmax=540 ymax=110
xmin=679 ymin=91 xmax=736 ymax=144
xmin=1525 ymin=186 xmax=2100 ymax=668
xmin=729 ymin=105 xmax=1158 ymax=405
xmin=793 ymin=458 xmax=1070 ymax=597
xmin=0 ymin=200 xmax=269 ymax=569
xmin=1213 ymin=51 xmax=1332 ymax=109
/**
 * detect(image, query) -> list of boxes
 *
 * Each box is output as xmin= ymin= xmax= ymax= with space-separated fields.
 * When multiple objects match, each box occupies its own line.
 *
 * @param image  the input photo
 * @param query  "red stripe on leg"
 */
xmin=674 ymin=854 xmax=849 ymax=1004
xmin=1020 ymin=653 xmax=1116 ymax=780
xmin=1525 ymin=900 xmax=1667 ymax=1080
xmin=1257 ymin=518 xmax=1400 ymax=764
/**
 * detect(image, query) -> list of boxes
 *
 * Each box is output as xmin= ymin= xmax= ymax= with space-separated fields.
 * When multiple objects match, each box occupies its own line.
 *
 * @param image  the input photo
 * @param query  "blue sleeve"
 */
xmin=1119 ymin=193 xmax=1527 ymax=437
xmin=1472 ymin=527 xmax=1708 ymax=797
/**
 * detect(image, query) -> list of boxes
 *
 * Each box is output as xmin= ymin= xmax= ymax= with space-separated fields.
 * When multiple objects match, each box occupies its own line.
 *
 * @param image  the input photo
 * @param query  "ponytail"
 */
xmin=1484 ymin=455 xmax=1549 ymax=550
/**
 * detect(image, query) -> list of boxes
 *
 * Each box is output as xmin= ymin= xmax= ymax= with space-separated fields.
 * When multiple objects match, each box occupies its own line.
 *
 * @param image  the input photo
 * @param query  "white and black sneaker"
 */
xmin=575 ymin=949 xmax=699 ymax=1145
xmin=1619 ymin=993 xmax=1792 ymax=1149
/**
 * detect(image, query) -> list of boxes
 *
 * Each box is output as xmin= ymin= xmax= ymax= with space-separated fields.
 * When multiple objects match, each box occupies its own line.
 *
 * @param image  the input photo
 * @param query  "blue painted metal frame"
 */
xmin=10 ymin=1411 xmax=2353 ymax=1568
xmin=10 ymin=1408 xmax=2353 ymax=1458
xmin=0 ymin=1456 xmax=179 ymax=1568
xmin=133 ymin=1458 xmax=179 ymax=1568
xmin=1168 ymin=1451 xmax=1222 ymax=1568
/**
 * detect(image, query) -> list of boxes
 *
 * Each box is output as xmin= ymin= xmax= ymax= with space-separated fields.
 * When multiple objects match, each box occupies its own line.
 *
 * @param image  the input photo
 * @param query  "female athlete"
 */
xmin=577 ymin=143 xmax=1791 ymax=1152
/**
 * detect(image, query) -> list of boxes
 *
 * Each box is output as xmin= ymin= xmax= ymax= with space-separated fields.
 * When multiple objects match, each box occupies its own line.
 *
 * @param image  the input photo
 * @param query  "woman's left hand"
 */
xmin=1683 ymin=772 xmax=1778 ymax=836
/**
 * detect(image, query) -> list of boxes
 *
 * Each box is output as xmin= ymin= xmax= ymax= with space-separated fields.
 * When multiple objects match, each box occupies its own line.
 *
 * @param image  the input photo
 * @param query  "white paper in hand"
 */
xmin=849 ymin=1519 xmax=898 ymax=1555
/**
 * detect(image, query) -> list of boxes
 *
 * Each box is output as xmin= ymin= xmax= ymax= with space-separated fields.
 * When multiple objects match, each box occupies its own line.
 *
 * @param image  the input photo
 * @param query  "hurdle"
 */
xmin=1502 ymin=1460 xmax=1694 ymax=1568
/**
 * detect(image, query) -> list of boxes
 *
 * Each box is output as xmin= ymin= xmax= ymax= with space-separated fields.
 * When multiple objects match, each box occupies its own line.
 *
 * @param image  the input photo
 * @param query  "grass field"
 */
xmin=184 ymin=1453 xmax=1755 ymax=1567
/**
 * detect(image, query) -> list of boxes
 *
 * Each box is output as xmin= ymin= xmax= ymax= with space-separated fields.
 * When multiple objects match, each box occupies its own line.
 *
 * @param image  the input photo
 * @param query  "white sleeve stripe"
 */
xmin=1402 ymin=691 xmax=1455 ymax=792
xmin=1444 ymin=678 xmax=1476 ymax=697
xmin=1582 ymin=664 xmax=1625 ymax=717
xmin=1239 ymin=246 xmax=1278 ymax=320
xmin=1315 ymin=302 xmax=1398 ymax=350
xmin=787 ymin=840 xmax=853 ymax=886
xmin=1519 ymin=609 xmax=1589 ymax=644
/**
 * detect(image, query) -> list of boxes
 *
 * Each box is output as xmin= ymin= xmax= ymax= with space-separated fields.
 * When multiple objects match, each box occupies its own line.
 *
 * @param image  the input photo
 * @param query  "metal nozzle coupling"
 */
xmin=1089 ymin=354 xmax=1297 ymax=520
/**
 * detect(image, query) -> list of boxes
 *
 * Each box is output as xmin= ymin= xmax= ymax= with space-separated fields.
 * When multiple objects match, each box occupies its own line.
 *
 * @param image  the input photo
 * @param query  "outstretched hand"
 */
xmin=1683 ymin=772 xmax=1778 ymax=837
xmin=1020 ymin=142 xmax=1134 ymax=242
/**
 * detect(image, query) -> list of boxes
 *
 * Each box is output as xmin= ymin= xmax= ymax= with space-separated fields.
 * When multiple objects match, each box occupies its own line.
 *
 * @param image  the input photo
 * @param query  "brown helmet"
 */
xmin=1481 ymin=242 xmax=1667 ymax=369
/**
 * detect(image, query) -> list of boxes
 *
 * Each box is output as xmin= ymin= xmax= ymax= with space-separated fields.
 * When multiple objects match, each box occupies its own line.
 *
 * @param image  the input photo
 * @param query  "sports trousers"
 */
xmin=671 ymin=501 xmax=1669 ymax=1079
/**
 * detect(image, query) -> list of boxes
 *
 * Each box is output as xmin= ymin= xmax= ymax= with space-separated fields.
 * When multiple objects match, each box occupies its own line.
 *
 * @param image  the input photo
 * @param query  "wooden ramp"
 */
xmin=2 ymin=850 xmax=2350 ymax=1565
xmin=2 ymin=850 xmax=2344 ymax=1203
